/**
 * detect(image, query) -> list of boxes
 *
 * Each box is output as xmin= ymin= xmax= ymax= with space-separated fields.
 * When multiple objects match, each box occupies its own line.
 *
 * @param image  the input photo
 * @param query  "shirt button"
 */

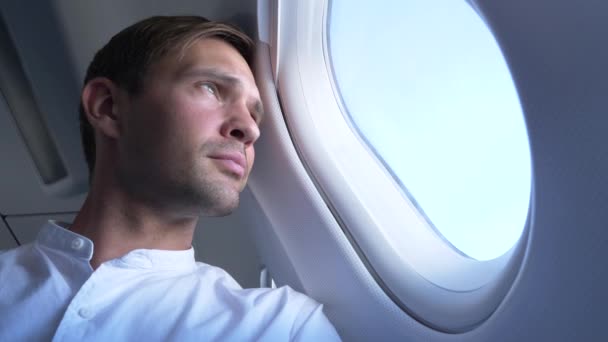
xmin=78 ymin=308 xmax=93 ymax=319
xmin=71 ymin=238 xmax=85 ymax=250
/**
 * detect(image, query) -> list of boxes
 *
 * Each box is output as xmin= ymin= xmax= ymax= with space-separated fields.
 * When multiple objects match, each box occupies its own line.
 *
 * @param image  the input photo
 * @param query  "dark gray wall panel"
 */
xmin=52 ymin=0 xmax=257 ymax=80
xmin=0 ymin=97 xmax=85 ymax=215
xmin=0 ymin=219 xmax=17 ymax=251
xmin=193 ymin=188 xmax=263 ymax=289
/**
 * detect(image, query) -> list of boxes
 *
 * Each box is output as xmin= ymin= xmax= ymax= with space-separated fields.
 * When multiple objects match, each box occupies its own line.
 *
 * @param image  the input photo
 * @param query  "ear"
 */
xmin=81 ymin=77 xmax=123 ymax=139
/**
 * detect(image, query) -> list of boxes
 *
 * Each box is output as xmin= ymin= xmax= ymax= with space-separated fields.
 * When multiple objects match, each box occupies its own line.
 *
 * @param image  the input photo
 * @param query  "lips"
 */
xmin=208 ymin=152 xmax=247 ymax=178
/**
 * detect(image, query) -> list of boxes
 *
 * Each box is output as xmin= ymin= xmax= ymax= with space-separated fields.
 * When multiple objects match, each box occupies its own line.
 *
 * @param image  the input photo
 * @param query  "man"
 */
xmin=0 ymin=16 xmax=340 ymax=341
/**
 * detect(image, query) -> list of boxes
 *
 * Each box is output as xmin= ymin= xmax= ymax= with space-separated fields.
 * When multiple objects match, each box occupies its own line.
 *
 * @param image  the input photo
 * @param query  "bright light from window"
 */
xmin=328 ymin=0 xmax=532 ymax=260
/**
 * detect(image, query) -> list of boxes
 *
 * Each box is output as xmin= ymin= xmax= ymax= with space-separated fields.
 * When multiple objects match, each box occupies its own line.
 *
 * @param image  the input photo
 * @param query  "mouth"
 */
xmin=208 ymin=152 xmax=247 ymax=178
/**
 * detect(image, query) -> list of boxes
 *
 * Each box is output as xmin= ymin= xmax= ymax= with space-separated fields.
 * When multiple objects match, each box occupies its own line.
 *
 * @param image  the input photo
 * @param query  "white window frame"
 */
xmin=269 ymin=0 xmax=530 ymax=332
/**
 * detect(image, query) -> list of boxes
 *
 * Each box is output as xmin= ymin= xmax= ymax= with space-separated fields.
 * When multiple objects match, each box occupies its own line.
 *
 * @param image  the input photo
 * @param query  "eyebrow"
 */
xmin=180 ymin=67 xmax=265 ymax=122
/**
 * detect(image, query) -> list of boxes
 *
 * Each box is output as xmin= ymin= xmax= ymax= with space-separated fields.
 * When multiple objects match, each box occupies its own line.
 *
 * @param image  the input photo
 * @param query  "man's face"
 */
xmin=115 ymin=38 xmax=262 ymax=216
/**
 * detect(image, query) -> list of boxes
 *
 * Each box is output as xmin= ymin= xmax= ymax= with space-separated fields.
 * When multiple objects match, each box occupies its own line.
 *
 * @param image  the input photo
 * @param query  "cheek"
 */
xmin=171 ymin=104 xmax=219 ymax=147
xmin=246 ymin=147 xmax=255 ymax=172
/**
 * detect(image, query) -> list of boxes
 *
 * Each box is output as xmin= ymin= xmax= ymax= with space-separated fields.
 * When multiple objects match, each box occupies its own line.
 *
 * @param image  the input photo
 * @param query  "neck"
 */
xmin=70 ymin=175 xmax=198 ymax=270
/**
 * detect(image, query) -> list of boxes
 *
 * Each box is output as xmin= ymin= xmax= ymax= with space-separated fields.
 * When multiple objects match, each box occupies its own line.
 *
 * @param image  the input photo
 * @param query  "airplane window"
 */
xmin=328 ymin=0 xmax=532 ymax=260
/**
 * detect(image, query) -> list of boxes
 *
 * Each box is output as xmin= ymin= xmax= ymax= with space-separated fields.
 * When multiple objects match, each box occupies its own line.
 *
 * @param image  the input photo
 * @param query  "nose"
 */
xmin=220 ymin=101 xmax=260 ymax=146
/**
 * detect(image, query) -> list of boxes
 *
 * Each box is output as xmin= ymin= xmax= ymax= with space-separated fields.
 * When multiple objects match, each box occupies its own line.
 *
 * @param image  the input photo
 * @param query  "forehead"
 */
xmin=155 ymin=38 xmax=256 ymax=87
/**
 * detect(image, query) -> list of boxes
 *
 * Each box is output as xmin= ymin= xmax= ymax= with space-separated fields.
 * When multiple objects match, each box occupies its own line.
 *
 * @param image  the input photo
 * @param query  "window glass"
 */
xmin=328 ymin=0 xmax=532 ymax=260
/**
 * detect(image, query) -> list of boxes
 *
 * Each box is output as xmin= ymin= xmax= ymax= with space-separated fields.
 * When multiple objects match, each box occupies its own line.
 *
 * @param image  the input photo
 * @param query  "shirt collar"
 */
xmin=37 ymin=220 xmax=94 ymax=260
xmin=112 ymin=248 xmax=196 ymax=271
xmin=36 ymin=220 xmax=197 ymax=271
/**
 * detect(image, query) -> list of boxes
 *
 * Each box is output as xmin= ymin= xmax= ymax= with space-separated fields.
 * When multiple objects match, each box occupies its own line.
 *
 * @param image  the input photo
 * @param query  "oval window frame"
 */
xmin=272 ymin=0 xmax=531 ymax=332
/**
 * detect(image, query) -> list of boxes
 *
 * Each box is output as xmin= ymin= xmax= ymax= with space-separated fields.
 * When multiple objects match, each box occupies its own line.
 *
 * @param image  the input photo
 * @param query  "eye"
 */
xmin=251 ymin=113 xmax=259 ymax=125
xmin=199 ymin=82 xmax=219 ymax=97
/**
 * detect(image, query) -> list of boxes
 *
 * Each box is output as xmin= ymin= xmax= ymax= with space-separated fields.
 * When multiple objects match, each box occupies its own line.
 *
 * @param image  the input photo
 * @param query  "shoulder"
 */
xmin=0 ymin=242 xmax=40 ymax=268
xmin=0 ymin=242 xmax=51 ymax=281
xmin=240 ymin=286 xmax=340 ymax=340
xmin=255 ymin=286 xmax=340 ymax=341
xmin=0 ymin=243 xmax=43 ymax=293
xmin=191 ymin=260 xmax=243 ymax=289
xmin=187 ymin=262 xmax=340 ymax=340
xmin=190 ymin=261 xmax=308 ymax=306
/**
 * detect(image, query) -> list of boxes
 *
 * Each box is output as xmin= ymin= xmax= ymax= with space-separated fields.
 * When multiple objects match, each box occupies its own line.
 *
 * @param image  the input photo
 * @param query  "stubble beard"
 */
xmin=180 ymin=164 xmax=242 ymax=217
xmin=117 ymin=151 xmax=243 ymax=218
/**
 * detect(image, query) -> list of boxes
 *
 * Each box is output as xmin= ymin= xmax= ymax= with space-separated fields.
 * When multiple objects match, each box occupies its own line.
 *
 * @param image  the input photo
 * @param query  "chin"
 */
xmin=188 ymin=171 xmax=245 ymax=216
xmin=199 ymin=191 xmax=240 ymax=217
xmin=201 ymin=203 xmax=238 ymax=217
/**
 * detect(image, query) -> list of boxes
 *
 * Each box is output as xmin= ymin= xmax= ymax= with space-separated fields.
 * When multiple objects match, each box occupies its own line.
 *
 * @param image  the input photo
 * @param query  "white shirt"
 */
xmin=0 ymin=221 xmax=340 ymax=341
